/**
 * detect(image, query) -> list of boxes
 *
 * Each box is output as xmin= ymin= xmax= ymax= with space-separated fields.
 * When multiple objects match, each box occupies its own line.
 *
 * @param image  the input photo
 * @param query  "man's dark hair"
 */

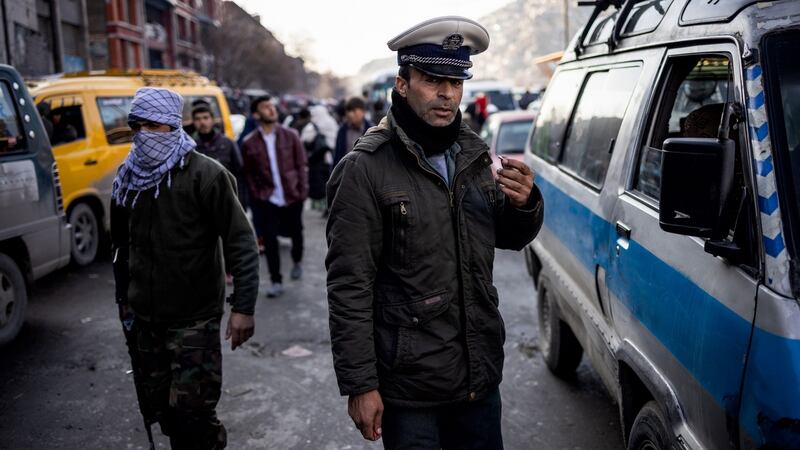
xmin=398 ymin=65 xmax=411 ymax=83
xmin=191 ymin=98 xmax=211 ymax=108
xmin=192 ymin=105 xmax=213 ymax=118
xmin=250 ymin=95 xmax=272 ymax=114
xmin=345 ymin=97 xmax=366 ymax=112
xmin=297 ymin=108 xmax=311 ymax=120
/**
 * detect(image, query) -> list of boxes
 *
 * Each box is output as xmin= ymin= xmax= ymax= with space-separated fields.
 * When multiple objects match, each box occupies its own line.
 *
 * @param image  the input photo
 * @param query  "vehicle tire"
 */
xmin=69 ymin=203 xmax=99 ymax=266
xmin=537 ymin=278 xmax=583 ymax=377
xmin=0 ymin=253 xmax=27 ymax=346
xmin=628 ymin=400 xmax=670 ymax=450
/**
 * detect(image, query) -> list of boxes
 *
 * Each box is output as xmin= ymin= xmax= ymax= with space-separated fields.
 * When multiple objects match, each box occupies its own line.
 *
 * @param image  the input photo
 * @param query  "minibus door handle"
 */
xmin=615 ymin=221 xmax=631 ymax=256
xmin=84 ymin=158 xmax=98 ymax=166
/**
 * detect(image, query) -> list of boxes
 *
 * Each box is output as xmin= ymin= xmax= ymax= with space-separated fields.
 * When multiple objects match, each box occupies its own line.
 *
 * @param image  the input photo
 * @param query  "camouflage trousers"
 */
xmin=134 ymin=316 xmax=227 ymax=450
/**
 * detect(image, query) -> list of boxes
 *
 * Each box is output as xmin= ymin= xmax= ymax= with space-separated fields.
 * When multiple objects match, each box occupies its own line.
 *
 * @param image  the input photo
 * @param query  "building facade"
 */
xmin=88 ymin=0 xmax=219 ymax=75
xmin=0 ymin=0 xmax=91 ymax=77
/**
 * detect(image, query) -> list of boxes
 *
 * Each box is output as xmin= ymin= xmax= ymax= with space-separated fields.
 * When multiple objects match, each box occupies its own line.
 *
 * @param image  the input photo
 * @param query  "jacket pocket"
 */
xmin=377 ymin=291 xmax=450 ymax=369
xmin=480 ymin=180 xmax=498 ymax=212
xmin=463 ymin=182 xmax=496 ymax=248
xmin=379 ymin=192 xmax=414 ymax=267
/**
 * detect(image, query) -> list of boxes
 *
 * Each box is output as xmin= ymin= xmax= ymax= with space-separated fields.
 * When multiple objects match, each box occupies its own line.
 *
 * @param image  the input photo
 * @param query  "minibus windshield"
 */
xmin=764 ymin=30 xmax=800 ymax=245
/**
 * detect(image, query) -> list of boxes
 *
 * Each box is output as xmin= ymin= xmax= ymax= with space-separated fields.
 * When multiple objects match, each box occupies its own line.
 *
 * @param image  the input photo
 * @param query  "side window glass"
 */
xmin=529 ymin=70 xmax=583 ymax=162
xmin=43 ymin=98 xmax=86 ymax=147
xmin=97 ymin=96 xmax=135 ymax=145
xmin=0 ymin=81 xmax=24 ymax=153
xmin=183 ymin=95 xmax=223 ymax=134
xmin=497 ymin=120 xmax=534 ymax=155
xmin=561 ymin=66 xmax=641 ymax=188
xmin=622 ymin=0 xmax=673 ymax=35
xmin=634 ymin=56 xmax=731 ymax=199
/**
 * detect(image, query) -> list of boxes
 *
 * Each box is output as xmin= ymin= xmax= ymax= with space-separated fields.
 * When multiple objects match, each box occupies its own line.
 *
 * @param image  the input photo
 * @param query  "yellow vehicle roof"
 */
xmin=27 ymin=69 xmax=220 ymax=96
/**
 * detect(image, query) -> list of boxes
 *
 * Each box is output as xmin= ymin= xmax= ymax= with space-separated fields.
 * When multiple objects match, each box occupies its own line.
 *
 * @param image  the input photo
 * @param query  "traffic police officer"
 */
xmin=326 ymin=16 xmax=544 ymax=450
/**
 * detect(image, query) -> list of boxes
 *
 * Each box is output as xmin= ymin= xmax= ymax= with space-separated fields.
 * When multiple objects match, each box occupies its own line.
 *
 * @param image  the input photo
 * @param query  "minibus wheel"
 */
xmin=628 ymin=400 xmax=669 ymax=450
xmin=69 ymin=203 xmax=99 ymax=266
xmin=0 ymin=253 xmax=27 ymax=346
xmin=537 ymin=277 xmax=583 ymax=377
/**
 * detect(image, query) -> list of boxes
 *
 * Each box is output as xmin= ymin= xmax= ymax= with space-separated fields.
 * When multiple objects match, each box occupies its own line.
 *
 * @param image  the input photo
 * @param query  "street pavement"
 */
xmin=0 ymin=209 xmax=623 ymax=449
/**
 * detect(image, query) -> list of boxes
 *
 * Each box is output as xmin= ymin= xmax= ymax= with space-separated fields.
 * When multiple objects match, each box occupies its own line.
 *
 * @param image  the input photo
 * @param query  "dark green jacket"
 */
xmin=326 ymin=112 xmax=544 ymax=407
xmin=111 ymin=151 xmax=259 ymax=323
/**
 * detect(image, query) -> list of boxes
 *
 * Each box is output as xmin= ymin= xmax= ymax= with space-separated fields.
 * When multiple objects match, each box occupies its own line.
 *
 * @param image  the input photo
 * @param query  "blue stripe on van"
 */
xmin=763 ymin=233 xmax=786 ymax=259
xmin=751 ymin=122 xmax=770 ymax=142
xmin=757 ymin=155 xmax=774 ymax=177
xmin=748 ymin=91 xmax=765 ymax=110
xmin=758 ymin=192 xmax=780 ymax=216
xmin=747 ymin=65 xmax=763 ymax=81
xmin=535 ymin=175 xmax=800 ymax=444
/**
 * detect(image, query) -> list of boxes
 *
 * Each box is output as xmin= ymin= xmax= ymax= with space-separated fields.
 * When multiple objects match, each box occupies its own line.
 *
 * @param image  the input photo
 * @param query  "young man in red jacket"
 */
xmin=241 ymin=95 xmax=309 ymax=298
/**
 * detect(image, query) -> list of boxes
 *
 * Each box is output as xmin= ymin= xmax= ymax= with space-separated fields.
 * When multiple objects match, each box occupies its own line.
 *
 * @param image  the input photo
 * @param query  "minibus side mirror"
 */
xmin=658 ymin=137 xmax=736 ymax=240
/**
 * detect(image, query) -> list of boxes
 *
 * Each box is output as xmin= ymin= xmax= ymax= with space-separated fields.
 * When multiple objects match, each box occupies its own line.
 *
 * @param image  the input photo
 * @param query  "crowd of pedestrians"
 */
xmin=110 ymin=14 xmax=545 ymax=450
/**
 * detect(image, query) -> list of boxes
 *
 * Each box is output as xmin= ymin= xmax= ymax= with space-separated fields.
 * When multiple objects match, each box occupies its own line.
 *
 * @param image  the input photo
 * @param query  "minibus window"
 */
xmin=0 ymin=82 xmax=24 ymax=153
xmin=635 ymin=54 xmax=758 ymax=269
xmin=561 ymin=66 xmax=641 ymax=188
xmin=97 ymin=97 xmax=134 ymax=145
xmin=529 ymin=70 xmax=583 ymax=163
xmin=634 ymin=56 xmax=731 ymax=200
xmin=48 ymin=105 xmax=86 ymax=146
xmin=764 ymin=31 xmax=800 ymax=252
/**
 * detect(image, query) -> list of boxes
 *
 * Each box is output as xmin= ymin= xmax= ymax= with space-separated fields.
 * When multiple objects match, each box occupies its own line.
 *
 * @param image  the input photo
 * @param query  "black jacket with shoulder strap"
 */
xmin=325 ymin=112 xmax=544 ymax=407
xmin=111 ymin=151 xmax=260 ymax=323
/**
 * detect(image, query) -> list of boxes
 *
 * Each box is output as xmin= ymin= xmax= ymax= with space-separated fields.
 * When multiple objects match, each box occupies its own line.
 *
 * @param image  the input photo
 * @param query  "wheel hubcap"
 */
xmin=0 ymin=271 xmax=15 ymax=327
xmin=72 ymin=210 xmax=97 ymax=256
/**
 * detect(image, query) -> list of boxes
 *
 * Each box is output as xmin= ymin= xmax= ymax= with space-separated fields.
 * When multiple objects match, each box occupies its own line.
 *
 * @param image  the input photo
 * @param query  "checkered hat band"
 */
xmin=399 ymin=54 xmax=473 ymax=68
xmin=397 ymin=44 xmax=472 ymax=68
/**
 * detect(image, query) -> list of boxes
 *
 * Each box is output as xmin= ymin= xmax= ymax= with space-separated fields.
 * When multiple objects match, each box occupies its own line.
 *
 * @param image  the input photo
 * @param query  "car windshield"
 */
xmin=765 ymin=31 xmax=800 ymax=237
xmin=496 ymin=120 xmax=533 ymax=154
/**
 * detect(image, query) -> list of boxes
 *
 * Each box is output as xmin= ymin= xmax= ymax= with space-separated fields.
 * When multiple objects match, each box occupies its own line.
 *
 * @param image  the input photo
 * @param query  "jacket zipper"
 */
xmin=403 ymin=142 xmax=488 ymax=398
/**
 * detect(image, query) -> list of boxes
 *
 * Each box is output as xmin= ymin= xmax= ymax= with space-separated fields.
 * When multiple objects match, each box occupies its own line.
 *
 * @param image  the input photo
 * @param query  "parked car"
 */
xmin=524 ymin=1 xmax=800 ymax=449
xmin=0 ymin=64 xmax=71 ymax=345
xmin=28 ymin=70 xmax=234 ymax=266
xmin=479 ymin=110 xmax=536 ymax=171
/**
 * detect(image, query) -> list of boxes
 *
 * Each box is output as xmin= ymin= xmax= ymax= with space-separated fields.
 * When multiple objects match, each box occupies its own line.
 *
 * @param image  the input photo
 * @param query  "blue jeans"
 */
xmin=381 ymin=388 xmax=503 ymax=450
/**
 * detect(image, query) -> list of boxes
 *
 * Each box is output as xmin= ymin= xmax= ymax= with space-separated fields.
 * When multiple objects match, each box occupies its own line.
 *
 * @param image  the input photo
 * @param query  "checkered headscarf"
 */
xmin=111 ymin=88 xmax=196 ymax=206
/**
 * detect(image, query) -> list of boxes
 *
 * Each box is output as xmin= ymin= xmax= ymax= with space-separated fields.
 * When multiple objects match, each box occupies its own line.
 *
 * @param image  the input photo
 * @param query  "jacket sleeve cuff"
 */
xmin=512 ymin=185 xmax=543 ymax=214
xmin=231 ymin=306 xmax=254 ymax=316
xmin=337 ymin=373 xmax=380 ymax=397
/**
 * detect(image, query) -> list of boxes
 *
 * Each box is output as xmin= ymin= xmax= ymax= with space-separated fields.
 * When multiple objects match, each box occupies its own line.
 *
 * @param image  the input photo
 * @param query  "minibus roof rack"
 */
xmin=575 ymin=0 xmax=627 ymax=56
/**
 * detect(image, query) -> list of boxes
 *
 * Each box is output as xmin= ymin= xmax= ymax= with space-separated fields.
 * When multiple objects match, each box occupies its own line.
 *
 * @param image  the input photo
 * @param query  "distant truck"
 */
xmin=0 ymin=64 xmax=71 ymax=345
xmin=460 ymin=79 xmax=517 ymax=113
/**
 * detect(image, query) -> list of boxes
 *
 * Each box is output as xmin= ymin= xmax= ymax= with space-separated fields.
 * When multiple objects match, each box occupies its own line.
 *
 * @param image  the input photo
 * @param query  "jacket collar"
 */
xmin=355 ymin=111 xmax=487 ymax=156
xmin=383 ymin=110 xmax=489 ymax=175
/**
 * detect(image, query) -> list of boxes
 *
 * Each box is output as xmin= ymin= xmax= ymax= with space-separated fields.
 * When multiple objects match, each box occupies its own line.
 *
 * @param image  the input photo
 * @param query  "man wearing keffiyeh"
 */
xmin=110 ymin=87 xmax=260 ymax=449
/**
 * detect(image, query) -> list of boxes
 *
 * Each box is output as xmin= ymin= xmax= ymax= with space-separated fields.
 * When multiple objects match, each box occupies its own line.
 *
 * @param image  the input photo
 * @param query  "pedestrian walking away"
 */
xmin=333 ymin=96 xmax=373 ymax=166
xmin=241 ymin=95 xmax=309 ymax=297
xmin=300 ymin=105 xmax=338 ymax=213
xmin=110 ymin=87 xmax=260 ymax=449
xmin=326 ymin=16 xmax=544 ymax=450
